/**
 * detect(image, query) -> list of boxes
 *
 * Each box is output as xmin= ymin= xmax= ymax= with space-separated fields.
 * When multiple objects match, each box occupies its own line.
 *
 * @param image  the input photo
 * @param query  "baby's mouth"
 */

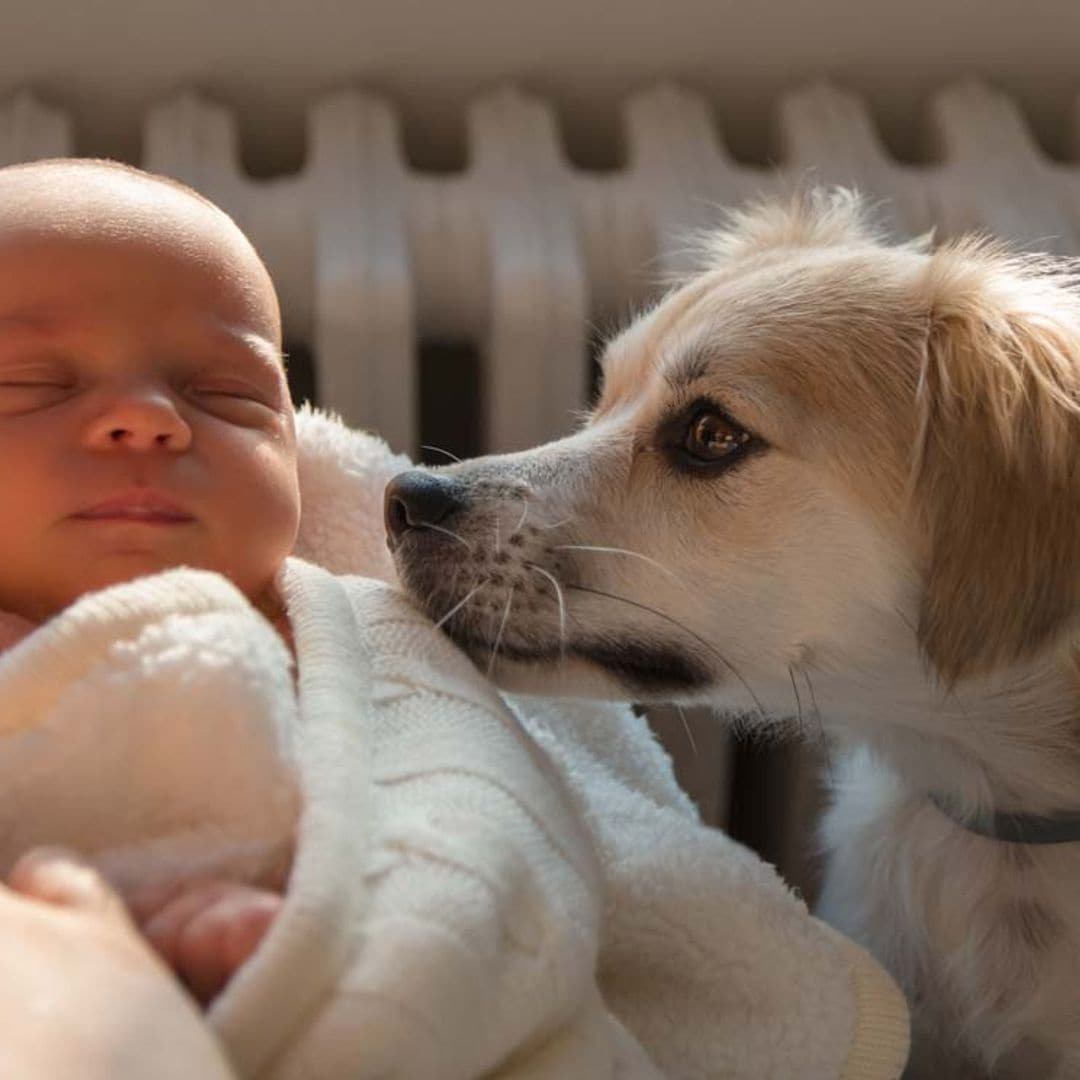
xmin=73 ymin=491 xmax=195 ymax=525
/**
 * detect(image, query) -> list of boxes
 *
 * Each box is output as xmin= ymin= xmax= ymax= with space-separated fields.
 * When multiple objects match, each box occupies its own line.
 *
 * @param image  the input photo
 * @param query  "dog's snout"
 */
xmin=384 ymin=470 xmax=467 ymax=547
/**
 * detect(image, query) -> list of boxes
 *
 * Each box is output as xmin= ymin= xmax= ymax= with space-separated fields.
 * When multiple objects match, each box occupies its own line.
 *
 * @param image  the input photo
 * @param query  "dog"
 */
xmin=385 ymin=190 xmax=1080 ymax=1079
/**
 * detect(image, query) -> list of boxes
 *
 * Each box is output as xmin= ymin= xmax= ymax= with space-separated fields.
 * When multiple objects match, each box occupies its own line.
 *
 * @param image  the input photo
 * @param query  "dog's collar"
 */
xmin=929 ymin=792 xmax=1080 ymax=844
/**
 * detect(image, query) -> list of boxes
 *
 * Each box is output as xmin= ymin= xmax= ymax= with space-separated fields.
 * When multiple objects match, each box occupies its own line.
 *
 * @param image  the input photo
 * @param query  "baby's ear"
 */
xmin=913 ymin=243 xmax=1080 ymax=684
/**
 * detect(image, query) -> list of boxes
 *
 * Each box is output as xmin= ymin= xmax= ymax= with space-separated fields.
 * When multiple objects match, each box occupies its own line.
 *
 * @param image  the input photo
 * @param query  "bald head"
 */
xmin=0 ymin=159 xmax=280 ymax=344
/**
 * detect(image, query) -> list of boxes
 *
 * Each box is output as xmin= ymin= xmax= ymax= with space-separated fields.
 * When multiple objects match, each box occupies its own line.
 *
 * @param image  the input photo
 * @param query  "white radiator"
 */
xmin=4 ymin=79 xmax=1077 ymax=457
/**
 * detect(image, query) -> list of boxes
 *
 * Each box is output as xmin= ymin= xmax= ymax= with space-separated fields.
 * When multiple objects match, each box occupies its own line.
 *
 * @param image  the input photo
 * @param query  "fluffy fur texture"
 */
xmin=388 ymin=190 xmax=1080 ymax=1078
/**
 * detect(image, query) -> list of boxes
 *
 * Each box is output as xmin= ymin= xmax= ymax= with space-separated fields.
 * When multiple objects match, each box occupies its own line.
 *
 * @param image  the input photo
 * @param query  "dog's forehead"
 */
xmin=599 ymin=277 xmax=753 ymax=401
xmin=603 ymin=246 xmax=925 ymax=400
xmin=599 ymin=264 xmax=816 ymax=414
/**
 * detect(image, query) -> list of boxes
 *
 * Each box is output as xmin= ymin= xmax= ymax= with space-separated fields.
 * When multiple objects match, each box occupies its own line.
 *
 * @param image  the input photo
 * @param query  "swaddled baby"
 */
xmin=0 ymin=157 xmax=302 ymax=1004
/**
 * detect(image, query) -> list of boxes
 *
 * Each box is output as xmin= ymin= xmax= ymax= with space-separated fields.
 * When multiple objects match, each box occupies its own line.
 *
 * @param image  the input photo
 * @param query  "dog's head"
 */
xmin=388 ymin=190 xmax=1080 ymax=709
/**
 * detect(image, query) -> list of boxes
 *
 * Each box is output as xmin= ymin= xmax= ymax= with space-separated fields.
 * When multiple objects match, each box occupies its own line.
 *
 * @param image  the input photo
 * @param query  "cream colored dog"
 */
xmin=386 ymin=190 xmax=1080 ymax=1079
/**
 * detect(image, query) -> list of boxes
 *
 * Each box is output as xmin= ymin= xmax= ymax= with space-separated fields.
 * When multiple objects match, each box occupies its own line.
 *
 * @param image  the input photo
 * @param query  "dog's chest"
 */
xmin=821 ymin=783 xmax=1080 ymax=1077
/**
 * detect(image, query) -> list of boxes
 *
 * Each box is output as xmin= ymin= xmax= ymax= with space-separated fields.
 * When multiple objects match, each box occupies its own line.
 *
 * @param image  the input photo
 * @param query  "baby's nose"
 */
xmin=84 ymin=389 xmax=193 ymax=452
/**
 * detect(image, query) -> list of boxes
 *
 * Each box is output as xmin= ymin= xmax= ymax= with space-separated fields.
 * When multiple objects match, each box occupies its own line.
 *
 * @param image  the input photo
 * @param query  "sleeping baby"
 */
xmin=0 ymin=156 xmax=302 ymax=1003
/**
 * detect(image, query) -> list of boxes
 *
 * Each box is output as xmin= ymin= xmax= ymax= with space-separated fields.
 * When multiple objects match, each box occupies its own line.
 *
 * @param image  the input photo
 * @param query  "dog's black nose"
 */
xmin=384 ymin=470 xmax=467 ymax=547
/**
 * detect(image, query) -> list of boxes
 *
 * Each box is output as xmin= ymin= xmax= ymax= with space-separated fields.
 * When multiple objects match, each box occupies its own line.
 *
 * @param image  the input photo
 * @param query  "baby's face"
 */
xmin=0 ymin=165 xmax=300 ymax=621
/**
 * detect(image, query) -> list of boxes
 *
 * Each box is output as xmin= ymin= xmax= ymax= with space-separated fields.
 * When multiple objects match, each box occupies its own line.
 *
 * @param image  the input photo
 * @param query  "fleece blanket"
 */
xmin=0 ymin=569 xmax=299 ymax=894
xmin=0 ymin=405 xmax=910 ymax=1080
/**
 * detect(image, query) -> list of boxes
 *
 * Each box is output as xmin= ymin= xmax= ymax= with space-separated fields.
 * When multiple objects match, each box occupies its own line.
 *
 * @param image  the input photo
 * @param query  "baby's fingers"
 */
xmin=8 ymin=847 xmax=130 ymax=925
xmin=140 ymin=880 xmax=237 ymax=968
xmin=143 ymin=883 xmax=280 ymax=1006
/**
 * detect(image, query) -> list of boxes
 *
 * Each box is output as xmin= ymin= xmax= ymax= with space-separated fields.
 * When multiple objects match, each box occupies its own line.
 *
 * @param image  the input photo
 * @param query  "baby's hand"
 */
xmin=129 ymin=880 xmax=282 ymax=1006
xmin=1 ymin=850 xmax=237 ymax=1080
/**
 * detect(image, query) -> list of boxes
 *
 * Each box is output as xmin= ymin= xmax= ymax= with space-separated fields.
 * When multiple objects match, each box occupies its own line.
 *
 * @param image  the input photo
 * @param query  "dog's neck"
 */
xmin=799 ymin=636 xmax=1080 ymax=823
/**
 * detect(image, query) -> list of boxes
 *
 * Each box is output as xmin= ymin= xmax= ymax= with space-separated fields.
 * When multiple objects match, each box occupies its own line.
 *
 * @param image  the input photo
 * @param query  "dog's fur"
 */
xmin=388 ymin=190 xmax=1080 ymax=1078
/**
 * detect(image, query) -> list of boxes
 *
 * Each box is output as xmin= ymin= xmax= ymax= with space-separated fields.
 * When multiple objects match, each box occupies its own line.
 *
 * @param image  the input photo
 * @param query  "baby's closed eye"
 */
xmin=191 ymin=376 xmax=275 ymax=404
xmin=186 ymin=348 xmax=288 ymax=412
xmin=0 ymin=359 xmax=77 ymax=412
xmin=187 ymin=373 xmax=288 ymax=425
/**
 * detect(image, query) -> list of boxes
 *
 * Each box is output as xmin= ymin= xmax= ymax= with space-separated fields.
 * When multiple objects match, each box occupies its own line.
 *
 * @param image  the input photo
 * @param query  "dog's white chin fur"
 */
xmin=485 ymin=655 xmax=639 ymax=701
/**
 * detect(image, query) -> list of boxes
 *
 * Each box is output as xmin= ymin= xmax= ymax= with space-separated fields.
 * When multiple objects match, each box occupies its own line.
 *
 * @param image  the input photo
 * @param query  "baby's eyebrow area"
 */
xmin=0 ymin=306 xmax=72 ymax=335
xmin=211 ymin=323 xmax=286 ymax=369
xmin=0 ymin=313 xmax=286 ymax=380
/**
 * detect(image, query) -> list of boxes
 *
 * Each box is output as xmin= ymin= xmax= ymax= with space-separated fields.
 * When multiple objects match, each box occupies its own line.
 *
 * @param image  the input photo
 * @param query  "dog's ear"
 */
xmin=913 ymin=242 xmax=1080 ymax=684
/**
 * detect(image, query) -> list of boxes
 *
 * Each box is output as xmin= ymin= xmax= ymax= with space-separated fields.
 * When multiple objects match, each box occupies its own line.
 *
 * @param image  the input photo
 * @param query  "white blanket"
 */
xmin=0 ymin=569 xmax=299 ymax=893
xmin=0 ymin=405 xmax=910 ymax=1080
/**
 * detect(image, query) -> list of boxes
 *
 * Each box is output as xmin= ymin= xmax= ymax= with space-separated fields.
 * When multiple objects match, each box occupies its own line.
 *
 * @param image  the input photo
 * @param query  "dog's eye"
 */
xmin=683 ymin=410 xmax=753 ymax=463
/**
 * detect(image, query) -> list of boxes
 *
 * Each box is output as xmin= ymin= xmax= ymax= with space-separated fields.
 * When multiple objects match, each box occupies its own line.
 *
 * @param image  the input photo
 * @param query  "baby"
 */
xmin=0 ymin=157 xmax=299 ymax=1004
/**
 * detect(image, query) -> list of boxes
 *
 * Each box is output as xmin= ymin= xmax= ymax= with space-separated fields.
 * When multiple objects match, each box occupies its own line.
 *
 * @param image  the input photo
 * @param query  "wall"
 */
xmin=4 ymin=0 xmax=1080 ymax=174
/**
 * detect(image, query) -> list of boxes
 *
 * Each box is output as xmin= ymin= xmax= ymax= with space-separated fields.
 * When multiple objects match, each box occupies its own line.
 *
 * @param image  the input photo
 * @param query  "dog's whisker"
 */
xmin=434 ymin=582 xmax=486 ymax=630
xmin=563 ymin=582 xmax=767 ymax=722
xmin=511 ymin=496 xmax=530 ymax=536
xmin=799 ymin=666 xmax=836 ymax=787
xmin=675 ymin=704 xmax=699 ymax=758
xmin=552 ymin=544 xmax=685 ymax=587
xmin=788 ymin=665 xmax=805 ymax=737
xmin=526 ymin=562 xmax=568 ymax=659
xmin=419 ymin=444 xmax=462 ymax=464
xmin=799 ymin=666 xmax=821 ymax=726
xmin=418 ymin=521 xmax=474 ymax=551
xmin=530 ymin=513 xmax=575 ymax=533
xmin=892 ymin=605 xmax=919 ymax=637
xmin=494 ymin=515 xmax=501 ymax=554
xmin=487 ymin=586 xmax=516 ymax=677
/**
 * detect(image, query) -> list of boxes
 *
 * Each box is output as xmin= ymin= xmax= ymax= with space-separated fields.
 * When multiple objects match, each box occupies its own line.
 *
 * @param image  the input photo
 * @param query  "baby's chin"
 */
xmin=29 ymin=557 xmax=236 ymax=621
xmin=19 ymin=560 xmax=182 ymax=621
xmin=81 ymin=551 xmax=196 ymax=585
xmin=2 ymin=543 xmax=287 ymax=624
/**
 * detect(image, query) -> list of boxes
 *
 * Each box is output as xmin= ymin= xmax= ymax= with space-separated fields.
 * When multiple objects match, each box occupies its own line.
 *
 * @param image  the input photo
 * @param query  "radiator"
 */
xmin=4 ymin=79 xmax=1078 ymax=459
xmin=3 ymin=77 xmax=1073 ymax=894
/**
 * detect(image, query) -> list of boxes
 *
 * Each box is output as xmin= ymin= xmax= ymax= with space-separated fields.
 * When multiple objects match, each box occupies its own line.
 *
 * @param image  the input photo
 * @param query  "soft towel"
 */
xmin=0 ymin=404 xmax=910 ymax=1079
xmin=0 ymin=569 xmax=299 ymax=893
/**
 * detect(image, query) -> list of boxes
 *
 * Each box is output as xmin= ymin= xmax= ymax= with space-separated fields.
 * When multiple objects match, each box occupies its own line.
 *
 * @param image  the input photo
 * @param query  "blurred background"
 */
xmin=5 ymin=0 xmax=1080 ymax=902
